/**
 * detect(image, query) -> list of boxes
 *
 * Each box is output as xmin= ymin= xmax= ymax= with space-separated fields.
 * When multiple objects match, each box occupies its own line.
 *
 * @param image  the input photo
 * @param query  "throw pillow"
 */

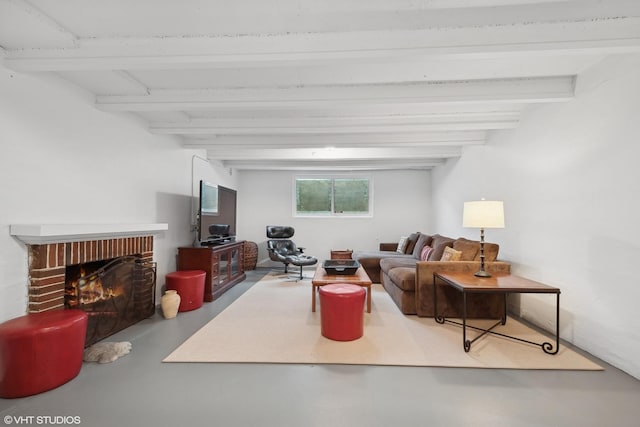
xmin=452 ymin=238 xmax=480 ymax=261
xmin=420 ymin=245 xmax=433 ymax=261
xmin=405 ymin=232 xmax=420 ymax=254
xmin=428 ymin=234 xmax=455 ymax=261
xmin=412 ymin=233 xmax=433 ymax=259
xmin=396 ymin=236 xmax=408 ymax=253
xmin=440 ymin=246 xmax=462 ymax=261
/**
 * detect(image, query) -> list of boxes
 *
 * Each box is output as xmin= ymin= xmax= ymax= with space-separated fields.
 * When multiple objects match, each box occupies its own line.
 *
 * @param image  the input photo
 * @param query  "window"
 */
xmin=295 ymin=177 xmax=371 ymax=216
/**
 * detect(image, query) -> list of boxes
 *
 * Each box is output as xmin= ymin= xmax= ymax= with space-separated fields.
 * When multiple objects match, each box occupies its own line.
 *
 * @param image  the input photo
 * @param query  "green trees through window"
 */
xmin=295 ymin=177 xmax=370 ymax=216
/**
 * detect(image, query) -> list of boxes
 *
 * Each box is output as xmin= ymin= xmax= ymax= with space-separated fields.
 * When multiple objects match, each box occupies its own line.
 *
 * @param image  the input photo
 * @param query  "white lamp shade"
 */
xmin=463 ymin=200 xmax=505 ymax=228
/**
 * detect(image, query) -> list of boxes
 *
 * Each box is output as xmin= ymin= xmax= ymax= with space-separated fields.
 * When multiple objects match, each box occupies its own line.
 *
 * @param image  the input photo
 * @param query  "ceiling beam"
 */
xmin=97 ymin=77 xmax=574 ymax=112
xmin=220 ymin=158 xmax=446 ymax=171
xmin=4 ymin=15 xmax=640 ymax=71
xmin=182 ymin=131 xmax=487 ymax=149
xmin=149 ymin=111 xmax=520 ymax=135
xmin=151 ymin=122 xmax=516 ymax=135
xmin=205 ymin=146 xmax=462 ymax=161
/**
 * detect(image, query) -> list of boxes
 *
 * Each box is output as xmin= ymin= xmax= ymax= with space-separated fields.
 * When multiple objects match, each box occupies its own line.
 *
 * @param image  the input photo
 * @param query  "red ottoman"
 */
xmin=319 ymin=283 xmax=366 ymax=341
xmin=166 ymin=270 xmax=206 ymax=312
xmin=0 ymin=310 xmax=88 ymax=398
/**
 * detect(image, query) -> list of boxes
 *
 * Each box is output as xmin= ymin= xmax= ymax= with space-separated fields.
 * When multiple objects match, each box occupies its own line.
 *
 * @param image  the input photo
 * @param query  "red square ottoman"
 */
xmin=319 ymin=283 xmax=366 ymax=341
xmin=0 ymin=310 xmax=88 ymax=398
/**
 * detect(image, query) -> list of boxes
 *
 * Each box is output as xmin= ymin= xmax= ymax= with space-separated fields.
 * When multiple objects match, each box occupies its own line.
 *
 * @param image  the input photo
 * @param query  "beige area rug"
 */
xmin=164 ymin=273 xmax=602 ymax=370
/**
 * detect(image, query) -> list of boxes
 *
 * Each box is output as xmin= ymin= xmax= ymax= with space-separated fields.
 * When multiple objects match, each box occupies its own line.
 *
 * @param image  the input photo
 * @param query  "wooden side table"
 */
xmin=433 ymin=272 xmax=561 ymax=354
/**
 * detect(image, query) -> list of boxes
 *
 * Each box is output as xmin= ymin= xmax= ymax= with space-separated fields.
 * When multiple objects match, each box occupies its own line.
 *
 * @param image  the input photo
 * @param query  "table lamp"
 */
xmin=463 ymin=200 xmax=505 ymax=277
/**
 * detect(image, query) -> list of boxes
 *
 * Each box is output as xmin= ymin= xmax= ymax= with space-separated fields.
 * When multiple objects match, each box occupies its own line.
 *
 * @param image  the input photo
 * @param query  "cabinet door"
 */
xmin=219 ymin=251 xmax=230 ymax=286
xmin=230 ymin=248 xmax=239 ymax=277
xmin=211 ymin=252 xmax=220 ymax=288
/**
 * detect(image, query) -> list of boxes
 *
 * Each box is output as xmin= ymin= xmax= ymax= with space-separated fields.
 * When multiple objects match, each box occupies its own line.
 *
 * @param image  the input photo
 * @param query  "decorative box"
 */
xmin=330 ymin=249 xmax=353 ymax=260
xmin=322 ymin=259 xmax=360 ymax=275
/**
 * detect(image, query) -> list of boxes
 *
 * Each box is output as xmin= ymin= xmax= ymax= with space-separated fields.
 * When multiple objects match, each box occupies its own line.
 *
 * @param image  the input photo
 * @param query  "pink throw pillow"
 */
xmin=420 ymin=245 xmax=433 ymax=261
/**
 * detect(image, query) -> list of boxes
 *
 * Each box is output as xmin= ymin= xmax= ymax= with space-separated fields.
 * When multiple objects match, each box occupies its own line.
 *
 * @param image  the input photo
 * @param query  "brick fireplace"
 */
xmin=10 ymin=223 xmax=168 ymax=345
xmin=27 ymin=236 xmax=154 ymax=313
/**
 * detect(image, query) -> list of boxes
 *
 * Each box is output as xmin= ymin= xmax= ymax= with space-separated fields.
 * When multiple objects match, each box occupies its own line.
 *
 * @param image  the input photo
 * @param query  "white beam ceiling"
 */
xmin=2 ymin=0 xmax=640 ymax=171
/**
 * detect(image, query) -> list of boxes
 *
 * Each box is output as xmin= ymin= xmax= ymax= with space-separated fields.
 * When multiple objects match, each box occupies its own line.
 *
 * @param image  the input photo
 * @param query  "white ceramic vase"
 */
xmin=161 ymin=290 xmax=180 ymax=319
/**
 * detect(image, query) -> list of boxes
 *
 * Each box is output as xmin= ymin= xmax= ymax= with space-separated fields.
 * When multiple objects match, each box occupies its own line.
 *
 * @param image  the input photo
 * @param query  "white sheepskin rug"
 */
xmin=83 ymin=341 xmax=132 ymax=364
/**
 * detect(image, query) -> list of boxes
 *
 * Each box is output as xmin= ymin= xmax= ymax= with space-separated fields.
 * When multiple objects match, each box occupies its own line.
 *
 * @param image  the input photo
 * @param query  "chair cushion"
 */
xmin=268 ymin=240 xmax=297 ymax=254
xmin=285 ymin=255 xmax=317 ymax=266
xmin=266 ymin=226 xmax=295 ymax=238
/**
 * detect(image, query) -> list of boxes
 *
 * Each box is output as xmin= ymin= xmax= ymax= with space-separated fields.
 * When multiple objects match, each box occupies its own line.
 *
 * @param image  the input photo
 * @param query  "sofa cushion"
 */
xmin=355 ymin=251 xmax=412 ymax=272
xmin=481 ymin=242 xmax=500 ymax=262
xmin=427 ymin=234 xmax=455 ymax=261
xmin=387 ymin=267 xmax=416 ymax=292
xmin=451 ymin=238 xmax=500 ymax=261
xmin=354 ymin=250 xmax=414 ymax=284
xmin=405 ymin=232 xmax=420 ymax=255
xmin=380 ymin=257 xmax=418 ymax=274
xmin=412 ymin=233 xmax=433 ymax=258
xmin=453 ymin=238 xmax=480 ymax=261
xmin=355 ymin=250 xmax=407 ymax=259
xmin=440 ymin=246 xmax=462 ymax=261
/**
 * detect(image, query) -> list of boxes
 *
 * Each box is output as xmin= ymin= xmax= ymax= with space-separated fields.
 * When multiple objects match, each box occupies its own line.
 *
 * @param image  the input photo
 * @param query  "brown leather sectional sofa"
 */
xmin=354 ymin=233 xmax=510 ymax=318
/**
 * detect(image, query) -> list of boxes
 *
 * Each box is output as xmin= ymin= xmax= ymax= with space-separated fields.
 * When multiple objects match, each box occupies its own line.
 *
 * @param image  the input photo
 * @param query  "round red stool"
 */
xmin=166 ymin=270 xmax=206 ymax=312
xmin=0 ymin=309 xmax=88 ymax=398
xmin=319 ymin=283 xmax=366 ymax=341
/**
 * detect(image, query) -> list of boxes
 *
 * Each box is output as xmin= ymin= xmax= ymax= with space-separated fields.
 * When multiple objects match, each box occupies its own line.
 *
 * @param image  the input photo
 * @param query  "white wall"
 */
xmin=237 ymin=170 xmax=432 ymax=266
xmin=431 ymin=54 xmax=640 ymax=379
xmin=0 ymin=65 xmax=232 ymax=322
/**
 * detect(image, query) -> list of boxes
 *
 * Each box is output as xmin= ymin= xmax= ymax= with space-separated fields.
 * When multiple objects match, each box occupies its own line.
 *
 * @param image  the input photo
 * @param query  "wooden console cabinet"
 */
xmin=177 ymin=241 xmax=246 ymax=302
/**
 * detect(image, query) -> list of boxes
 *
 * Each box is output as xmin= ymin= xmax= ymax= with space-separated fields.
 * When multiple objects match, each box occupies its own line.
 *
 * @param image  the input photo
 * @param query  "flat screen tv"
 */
xmin=197 ymin=181 xmax=237 ymax=246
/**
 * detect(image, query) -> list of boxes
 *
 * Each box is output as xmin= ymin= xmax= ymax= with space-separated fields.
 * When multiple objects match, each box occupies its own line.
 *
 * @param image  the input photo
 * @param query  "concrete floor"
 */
xmin=1 ymin=268 xmax=639 ymax=427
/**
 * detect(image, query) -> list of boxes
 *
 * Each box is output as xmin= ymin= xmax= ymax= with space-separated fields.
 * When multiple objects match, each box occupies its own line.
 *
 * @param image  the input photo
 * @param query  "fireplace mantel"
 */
xmin=10 ymin=223 xmax=168 ymax=245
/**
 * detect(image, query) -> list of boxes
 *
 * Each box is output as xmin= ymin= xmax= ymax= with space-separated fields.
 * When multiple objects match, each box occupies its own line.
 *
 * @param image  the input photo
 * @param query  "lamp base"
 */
xmin=474 ymin=270 xmax=492 ymax=278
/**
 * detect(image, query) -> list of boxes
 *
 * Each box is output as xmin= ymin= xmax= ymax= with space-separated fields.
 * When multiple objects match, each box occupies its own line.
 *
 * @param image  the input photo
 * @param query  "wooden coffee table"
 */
xmin=434 ymin=272 xmax=561 ymax=354
xmin=311 ymin=263 xmax=372 ymax=313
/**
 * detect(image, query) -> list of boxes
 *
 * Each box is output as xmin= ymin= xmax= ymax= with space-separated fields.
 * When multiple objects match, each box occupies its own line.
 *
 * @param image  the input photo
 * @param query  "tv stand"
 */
xmin=177 ymin=241 xmax=246 ymax=302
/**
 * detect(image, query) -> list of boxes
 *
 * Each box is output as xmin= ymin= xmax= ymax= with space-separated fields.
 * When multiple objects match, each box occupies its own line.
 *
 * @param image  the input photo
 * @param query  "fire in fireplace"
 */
xmin=64 ymin=256 xmax=156 ymax=346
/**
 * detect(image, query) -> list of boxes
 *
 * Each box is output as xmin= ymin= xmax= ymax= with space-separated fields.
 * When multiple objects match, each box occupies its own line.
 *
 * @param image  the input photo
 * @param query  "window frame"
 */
xmin=293 ymin=175 xmax=373 ymax=218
